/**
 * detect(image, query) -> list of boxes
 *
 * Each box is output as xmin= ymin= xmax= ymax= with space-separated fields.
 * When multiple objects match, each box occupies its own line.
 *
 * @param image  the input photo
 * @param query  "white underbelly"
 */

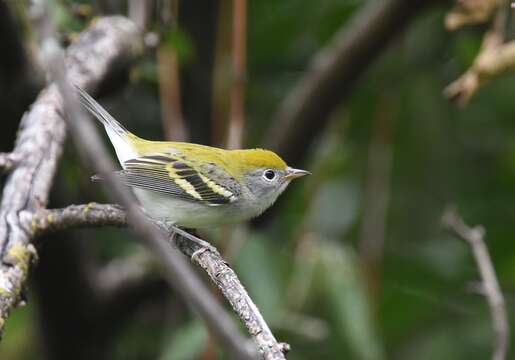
xmin=133 ymin=188 xmax=250 ymax=228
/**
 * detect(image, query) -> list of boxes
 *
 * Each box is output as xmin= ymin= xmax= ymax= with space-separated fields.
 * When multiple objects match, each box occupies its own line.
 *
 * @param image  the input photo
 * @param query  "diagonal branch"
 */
xmin=442 ymin=207 xmax=510 ymax=360
xmin=266 ymin=0 xmax=443 ymax=167
xmin=0 ymin=16 xmax=141 ymax=337
xmin=33 ymin=203 xmax=291 ymax=359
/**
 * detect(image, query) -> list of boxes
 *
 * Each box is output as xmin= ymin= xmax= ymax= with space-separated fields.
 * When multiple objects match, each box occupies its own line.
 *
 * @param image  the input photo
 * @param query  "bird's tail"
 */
xmin=75 ymin=86 xmax=138 ymax=165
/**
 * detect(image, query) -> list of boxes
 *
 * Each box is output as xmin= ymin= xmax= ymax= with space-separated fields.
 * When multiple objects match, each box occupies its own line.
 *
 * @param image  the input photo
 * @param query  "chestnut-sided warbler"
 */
xmin=77 ymin=87 xmax=309 ymax=228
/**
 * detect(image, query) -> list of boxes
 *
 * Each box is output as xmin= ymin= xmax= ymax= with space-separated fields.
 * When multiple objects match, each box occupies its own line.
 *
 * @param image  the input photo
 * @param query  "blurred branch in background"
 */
xmin=211 ymin=0 xmax=232 ymax=147
xmin=254 ymin=0 xmax=442 ymax=228
xmin=445 ymin=0 xmax=499 ymax=30
xmin=265 ymin=0 xmax=443 ymax=167
xmin=444 ymin=0 xmax=515 ymax=105
xmin=128 ymin=0 xmax=152 ymax=30
xmin=227 ymin=0 xmax=247 ymax=150
xmin=359 ymin=98 xmax=395 ymax=303
xmin=0 ymin=15 xmax=140 ymax=337
xmin=157 ymin=0 xmax=188 ymax=141
xmin=442 ymin=207 xmax=510 ymax=360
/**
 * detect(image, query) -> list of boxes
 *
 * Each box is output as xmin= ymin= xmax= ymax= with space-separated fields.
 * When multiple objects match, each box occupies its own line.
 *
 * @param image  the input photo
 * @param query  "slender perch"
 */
xmin=442 ymin=207 xmax=509 ymax=360
xmin=33 ymin=203 xmax=290 ymax=358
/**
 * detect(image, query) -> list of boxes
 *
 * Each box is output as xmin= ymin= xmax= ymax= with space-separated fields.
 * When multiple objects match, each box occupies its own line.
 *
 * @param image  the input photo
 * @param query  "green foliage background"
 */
xmin=2 ymin=1 xmax=515 ymax=359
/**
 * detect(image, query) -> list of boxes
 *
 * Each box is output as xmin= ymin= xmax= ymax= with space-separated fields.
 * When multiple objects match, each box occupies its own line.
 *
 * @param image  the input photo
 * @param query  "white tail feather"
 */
xmin=76 ymin=86 xmax=138 ymax=165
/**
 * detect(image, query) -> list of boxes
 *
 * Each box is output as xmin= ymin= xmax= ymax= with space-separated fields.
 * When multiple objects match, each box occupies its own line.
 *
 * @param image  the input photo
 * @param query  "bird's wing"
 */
xmin=112 ymin=154 xmax=238 ymax=206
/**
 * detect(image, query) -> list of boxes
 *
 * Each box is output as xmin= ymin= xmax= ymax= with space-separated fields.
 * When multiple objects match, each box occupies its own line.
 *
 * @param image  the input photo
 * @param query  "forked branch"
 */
xmin=33 ymin=203 xmax=290 ymax=359
xmin=442 ymin=207 xmax=509 ymax=360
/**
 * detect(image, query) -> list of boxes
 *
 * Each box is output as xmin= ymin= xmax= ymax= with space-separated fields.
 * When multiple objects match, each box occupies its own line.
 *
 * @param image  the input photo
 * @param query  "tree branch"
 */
xmin=0 ymin=16 xmax=141 ymax=337
xmin=34 ymin=201 xmax=290 ymax=359
xmin=442 ymin=207 xmax=510 ymax=360
xmin=266 ymin=0 xmax=442 ymax=166
xmin=174 ymin=233 xmax=291 ymax=358
xmin=444 ymin=0 xmax=512 ymax=105
xmin=32 ymin=203 xmax=126 ymax=235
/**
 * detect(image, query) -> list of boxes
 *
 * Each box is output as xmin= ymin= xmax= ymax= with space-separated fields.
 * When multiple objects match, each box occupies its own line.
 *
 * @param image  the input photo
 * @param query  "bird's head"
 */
xmin=227 ymin=149 xmax=310 ymax=213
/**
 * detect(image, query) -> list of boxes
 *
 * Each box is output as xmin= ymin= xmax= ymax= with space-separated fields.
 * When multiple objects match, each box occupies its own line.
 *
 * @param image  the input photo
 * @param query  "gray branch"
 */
xmin=175 ymin=235 xmax=291 ymax=358
xmin=266 ymin=0 xmax=442 ymax=166
xmin=442 ymin=207 xmax=510 ymax=360
xmin=33 ymin=202 xmax=290 ymax=359
xmin=32 ymin=203 xmax=126 ymax=235
xmin=0 ymin=16 xmax=141 ymax=336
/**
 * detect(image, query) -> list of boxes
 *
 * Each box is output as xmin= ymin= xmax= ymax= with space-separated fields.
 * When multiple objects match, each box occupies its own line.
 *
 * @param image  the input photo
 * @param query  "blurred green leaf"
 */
xmin=234 ymin=233 xmax=285 ymax=316
xmin=308 ymin=179 xmax=361 ymax=238
xmin=162 ymin=29 xmax=195 ymax=65
xmin=160 ymin=320 xmax=207 ymax=360
xmin=319 ymin=240 xmax=384 ymax=360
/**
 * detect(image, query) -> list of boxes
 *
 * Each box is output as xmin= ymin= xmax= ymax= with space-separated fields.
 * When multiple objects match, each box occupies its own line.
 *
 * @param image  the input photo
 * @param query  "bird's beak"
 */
xmin=284 ymin=167 xmax=311 ymax=181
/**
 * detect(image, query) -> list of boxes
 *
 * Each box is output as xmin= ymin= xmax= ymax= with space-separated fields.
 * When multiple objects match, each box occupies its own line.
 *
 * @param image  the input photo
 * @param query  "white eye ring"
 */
xmin=263 ymin=169 xmax=276 ymax=182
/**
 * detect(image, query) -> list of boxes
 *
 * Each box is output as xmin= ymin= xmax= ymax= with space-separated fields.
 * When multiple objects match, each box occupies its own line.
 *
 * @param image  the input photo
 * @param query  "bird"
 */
xmin=76 ymin=87 xmax=309 ymax=230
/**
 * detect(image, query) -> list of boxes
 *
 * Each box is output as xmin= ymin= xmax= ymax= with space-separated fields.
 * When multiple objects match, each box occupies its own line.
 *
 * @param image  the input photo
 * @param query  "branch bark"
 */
xmin=34 ymin=201 xmax=290 ymax=359
xmin=442 ymin=207 xmax=510 ymax=360
xmin=0 ymin=16 xmax=141 ymax=336
xmin=32 ymin=203 xmax=126 ymax=235
xmin=265 ymin=0 xmax=442 ymax=166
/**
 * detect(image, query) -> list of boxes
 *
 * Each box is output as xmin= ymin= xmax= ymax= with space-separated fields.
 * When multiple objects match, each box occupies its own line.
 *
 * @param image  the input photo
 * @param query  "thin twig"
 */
xmin=442 ymin=207 xmax=509 ymax=360
xmin=445 ymin=0 xmax=499 ymax=30
xmin=37 ymin=5 xmax=286 ymax=359
xmin=359 ymin=99 xmax=395 ymax=300
xmin=444 ymin=0 xmax=512 ymax=105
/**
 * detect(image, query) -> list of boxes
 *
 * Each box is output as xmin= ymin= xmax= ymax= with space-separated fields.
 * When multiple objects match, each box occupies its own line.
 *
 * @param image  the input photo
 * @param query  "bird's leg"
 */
xmin=167 ymin=225 xmax=219 ymax=261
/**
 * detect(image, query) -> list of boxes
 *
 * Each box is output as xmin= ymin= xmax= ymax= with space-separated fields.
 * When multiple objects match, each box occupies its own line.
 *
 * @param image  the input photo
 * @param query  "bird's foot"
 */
xmin=168 ymin=225 xmax=219 ymax=262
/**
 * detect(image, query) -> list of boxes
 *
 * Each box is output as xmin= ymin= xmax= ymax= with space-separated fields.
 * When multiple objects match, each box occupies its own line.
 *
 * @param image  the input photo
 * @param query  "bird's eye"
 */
xmin=263 ymin=169 xmax=276 ymax=181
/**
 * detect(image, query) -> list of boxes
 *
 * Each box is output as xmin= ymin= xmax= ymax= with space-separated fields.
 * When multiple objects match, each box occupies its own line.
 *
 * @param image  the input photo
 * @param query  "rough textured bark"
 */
xmin=175 ymin=234 xmax=290 ymax=359
xmin=0 ymin=16 xmax=141 ymax=336
xmin=35 ymin=203 xmax=289 ymax=359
